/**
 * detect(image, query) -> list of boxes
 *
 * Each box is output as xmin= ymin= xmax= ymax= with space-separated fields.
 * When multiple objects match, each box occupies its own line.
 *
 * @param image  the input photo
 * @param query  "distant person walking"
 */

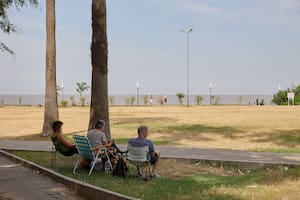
xmin=164 ymin=95 xmax=167 ymax=104
xmin=150 ymin=94 xmax=153 ymax=106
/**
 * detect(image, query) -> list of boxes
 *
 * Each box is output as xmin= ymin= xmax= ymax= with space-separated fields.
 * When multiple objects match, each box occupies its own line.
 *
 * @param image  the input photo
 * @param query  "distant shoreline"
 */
xmin=0 ymin=94 xmax=274 ymax=105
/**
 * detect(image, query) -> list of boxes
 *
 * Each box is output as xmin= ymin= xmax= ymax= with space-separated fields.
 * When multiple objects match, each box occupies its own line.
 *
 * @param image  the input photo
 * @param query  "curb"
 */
xmin=0 ymin=150 xmax=139 ymax=200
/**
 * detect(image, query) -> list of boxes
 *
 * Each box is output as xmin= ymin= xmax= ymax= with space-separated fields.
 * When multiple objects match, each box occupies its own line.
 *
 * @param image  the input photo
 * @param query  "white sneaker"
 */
xmin=150 ymin=173 xmax=161 ymax=179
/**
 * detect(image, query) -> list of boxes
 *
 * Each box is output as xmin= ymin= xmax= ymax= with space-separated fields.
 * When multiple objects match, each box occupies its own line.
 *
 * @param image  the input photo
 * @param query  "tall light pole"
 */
xmin=209 ymin=83 xmax=213 ymax=105
xmin=136 ymin=82 xmax=140 ymax=106
xmin=179 ymin=28 xmax=193 ymax=107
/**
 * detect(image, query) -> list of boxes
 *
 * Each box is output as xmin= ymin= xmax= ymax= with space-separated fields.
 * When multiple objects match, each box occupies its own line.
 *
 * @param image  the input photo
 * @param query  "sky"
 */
xmin=0 ymin=0 xmax=300 ymax=95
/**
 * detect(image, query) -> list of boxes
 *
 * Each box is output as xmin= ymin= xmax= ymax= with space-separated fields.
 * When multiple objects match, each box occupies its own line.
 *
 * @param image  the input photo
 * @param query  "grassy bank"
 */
xmin=11 ymin=150 xmax=300 ymax=200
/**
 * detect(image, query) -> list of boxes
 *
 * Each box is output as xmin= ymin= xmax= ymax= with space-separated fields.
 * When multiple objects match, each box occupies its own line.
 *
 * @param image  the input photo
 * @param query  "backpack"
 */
xmin=112 ymin=157 xmax=128 ymax=177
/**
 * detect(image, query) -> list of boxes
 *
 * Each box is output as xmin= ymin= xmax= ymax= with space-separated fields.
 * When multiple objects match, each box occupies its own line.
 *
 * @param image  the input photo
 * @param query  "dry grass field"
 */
xmin=1 ymin=105 xmax=300 ymax=152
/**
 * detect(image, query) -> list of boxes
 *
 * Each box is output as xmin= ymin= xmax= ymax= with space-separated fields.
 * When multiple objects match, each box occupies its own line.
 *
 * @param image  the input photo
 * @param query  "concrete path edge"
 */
xmin=0 ymin=150 xmax=139 ymax=200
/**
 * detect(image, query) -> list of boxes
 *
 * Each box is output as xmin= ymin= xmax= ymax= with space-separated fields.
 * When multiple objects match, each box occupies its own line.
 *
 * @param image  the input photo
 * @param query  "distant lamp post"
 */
xmin=209 ymin=83 xmax=213 ymax=105
xmin=179 ymin=28 xmax=193 ymax=107
xmin=136 ymin=82 xmax=140 ymax=106
xmin=61 ymin=83 xmax=64 ymax=100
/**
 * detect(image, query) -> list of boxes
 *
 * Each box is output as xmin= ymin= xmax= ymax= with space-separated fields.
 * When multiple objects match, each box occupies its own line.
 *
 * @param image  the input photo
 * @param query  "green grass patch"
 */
xmin=9 ymin=150 xmax=300 ymax=200
xmin=163 ymin=124 xmax=242 ymax=134
xmin=252 ymin=130 xmax=300 ymax=147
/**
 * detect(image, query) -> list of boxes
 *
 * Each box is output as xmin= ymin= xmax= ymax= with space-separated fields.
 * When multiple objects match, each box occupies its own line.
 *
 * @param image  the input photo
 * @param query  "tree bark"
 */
xmin=41 ymin=0 xmax=58 ymax=136
xmin=89 ymin=0 xmax=111 ymax=139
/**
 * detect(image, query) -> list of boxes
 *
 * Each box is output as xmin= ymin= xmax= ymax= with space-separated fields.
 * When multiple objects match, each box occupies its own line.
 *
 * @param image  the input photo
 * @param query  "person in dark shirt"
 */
xmin=51 ymin=120 xmax=78 ymax=156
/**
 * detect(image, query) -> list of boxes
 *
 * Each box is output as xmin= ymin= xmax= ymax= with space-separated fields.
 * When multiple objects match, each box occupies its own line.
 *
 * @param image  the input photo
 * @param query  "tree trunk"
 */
xmin=89 ymin=0 xmax=111 ymax=139
xmin=41 ymin=0 xmax=58 ymax=136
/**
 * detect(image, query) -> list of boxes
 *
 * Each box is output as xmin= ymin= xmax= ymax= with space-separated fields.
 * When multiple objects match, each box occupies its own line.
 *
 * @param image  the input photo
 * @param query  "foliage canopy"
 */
xmin=273 ymin=84 xmax=300 ymax=105
xmin=0 ymin=0 xmax=38 ymax=54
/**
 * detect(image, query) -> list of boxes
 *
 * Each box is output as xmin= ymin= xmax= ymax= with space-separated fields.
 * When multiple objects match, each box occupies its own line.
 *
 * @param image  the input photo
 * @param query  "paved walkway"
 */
xmin=0 ymin=154 xmax=84 ymax=200
xmin=1 ymin=140 xmax=300 ymax=165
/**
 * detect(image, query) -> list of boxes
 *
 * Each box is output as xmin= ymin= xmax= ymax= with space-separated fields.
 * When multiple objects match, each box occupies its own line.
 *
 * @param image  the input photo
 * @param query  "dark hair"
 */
xmin=94 ymin=119 xmax=105 ymax=129
xmin=52 ymin=120 xmax=63 ymax=132
xmin=137 ymin=125 xmax=148 ymax=136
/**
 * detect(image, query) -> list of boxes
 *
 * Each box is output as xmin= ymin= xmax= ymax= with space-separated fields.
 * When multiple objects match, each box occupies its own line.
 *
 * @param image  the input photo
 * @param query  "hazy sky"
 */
xmin=1 ymin=0 xmax=300 ymax=95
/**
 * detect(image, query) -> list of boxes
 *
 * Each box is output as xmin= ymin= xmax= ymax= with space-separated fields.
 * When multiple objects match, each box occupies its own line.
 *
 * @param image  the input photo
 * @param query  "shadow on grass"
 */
xmin=0 ymin=130 xmax=87 ymax=141
xmin=156 ymin=124 xmax=244 ymax=142
xmin=112 ymin=117 xmax=175 ymax=126
xmin=251 ymin=129 xmax=300 ymax=147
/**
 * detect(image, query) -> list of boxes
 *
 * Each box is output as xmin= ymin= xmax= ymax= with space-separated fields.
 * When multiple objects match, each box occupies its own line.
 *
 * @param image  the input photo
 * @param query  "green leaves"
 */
xmin=0 ymin=0 xmax=39 ymax=55
xmin=273 ymin=83 xmax=300 ymax=105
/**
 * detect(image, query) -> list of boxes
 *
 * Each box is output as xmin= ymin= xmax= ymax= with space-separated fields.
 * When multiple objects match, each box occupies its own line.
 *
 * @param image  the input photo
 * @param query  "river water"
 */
xmin=0 ymin=94 xmax=273 ymax=106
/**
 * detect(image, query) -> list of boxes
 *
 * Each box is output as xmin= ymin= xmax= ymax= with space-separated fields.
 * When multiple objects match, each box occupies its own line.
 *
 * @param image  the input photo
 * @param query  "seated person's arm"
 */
xmin=102 ymin=140 xmax=113 ymax=148
xmin=149 ymin=143 xmax=157 ymax=158
xmin=150 ymin=151 xmax=156 ymax=157
xmin=56 ymin=133 xmax=75 ymax=148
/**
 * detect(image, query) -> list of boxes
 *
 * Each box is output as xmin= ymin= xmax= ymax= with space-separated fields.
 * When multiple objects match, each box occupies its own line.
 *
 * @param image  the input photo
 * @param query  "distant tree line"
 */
xmin=273 ymin=84 xmax=300 ymax=105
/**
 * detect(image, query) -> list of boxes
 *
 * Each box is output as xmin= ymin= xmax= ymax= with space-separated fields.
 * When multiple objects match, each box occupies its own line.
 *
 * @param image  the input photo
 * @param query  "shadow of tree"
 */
xmin=165 ymin=124 xmax=242 ymax=134
xmin=0 ymin=130 xmax=87 ymax=141
xmin=112 ymin=117 xmax=175 ymax=126
xmin=251 ymin=129 xmax=300 ymax=147
xmin=130 ymin=123 xmax=244 ymax=143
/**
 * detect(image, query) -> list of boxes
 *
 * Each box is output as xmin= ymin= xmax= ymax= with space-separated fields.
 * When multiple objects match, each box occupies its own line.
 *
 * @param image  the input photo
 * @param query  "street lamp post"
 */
xmin=179 ymin=28 xmax=193 ymax=107
xmin=61 ymin=83 xmax=64 ymax=101
xmin=209 ymin=83 xmax=212 ymax=105
xmin=136 ymin=82 xmax=140 ymax=106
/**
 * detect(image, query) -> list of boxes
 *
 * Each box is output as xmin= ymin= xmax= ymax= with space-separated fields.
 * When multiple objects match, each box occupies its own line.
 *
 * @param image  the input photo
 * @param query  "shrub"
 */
xmin=60 ymin=100 xmax=68 ymax=107
xmin=130 ymin=96 xmax=135 ymax=106
xmin=143 ymin=95 xmax=149 ymax=105
xmin=273 ymin=84 xmax=300 ymax=105
xmin=273 ymin=90 xmax=288 ymax=105
xmin=109 ymin=96 xmax=115 ymax=106
xmin=80 ymin=96 xmax=86 ymax=106
xmin=124 ymin=97 xmax=130 ymax=106
xmin=69 ymin=96 xmax=76 ymax=106
xmin=214 ymin=96 xmax=221 ymax=105
xmin=176 ymin=93 xmax=185 ymax=105
xmin=195 ymin=95 xmax=203 ymax=105
xmin=18 ymin=96 xmax=22 ymax=105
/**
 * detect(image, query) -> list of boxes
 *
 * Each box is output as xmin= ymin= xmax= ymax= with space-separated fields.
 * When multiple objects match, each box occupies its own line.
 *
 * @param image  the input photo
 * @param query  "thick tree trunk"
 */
xmin=89 ymin=0 xmax=111 ymax=139
xmin=41 ymin=0 xmax=58 ymax=136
